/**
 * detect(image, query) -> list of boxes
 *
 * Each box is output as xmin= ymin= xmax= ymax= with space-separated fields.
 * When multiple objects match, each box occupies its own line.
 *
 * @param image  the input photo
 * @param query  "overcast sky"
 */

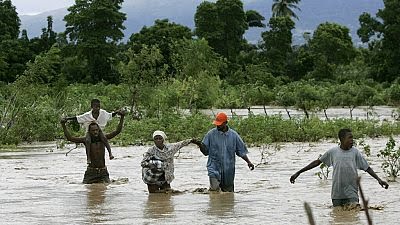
xmin=12 ymin=0 xmax=75 ymax=15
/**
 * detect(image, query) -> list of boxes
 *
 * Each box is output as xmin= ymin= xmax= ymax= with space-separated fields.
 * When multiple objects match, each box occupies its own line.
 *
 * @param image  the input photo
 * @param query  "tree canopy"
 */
xmin=64 ymin=0 xmax=126 ymax=83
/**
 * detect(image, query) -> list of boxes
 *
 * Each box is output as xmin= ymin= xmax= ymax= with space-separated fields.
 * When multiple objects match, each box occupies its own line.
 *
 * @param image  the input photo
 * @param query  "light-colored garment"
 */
xmin=76 ymin=109 xmax=112 ymax=131
xmin=319 ymin=146 xmax=369 ymax=200
xmin=141 ymin=139 xmax=192 ymax=185
xmin=153 ymin=130 xmax=167 ymax=139
xmin=201 ymin=127 xmax=248 ymax=191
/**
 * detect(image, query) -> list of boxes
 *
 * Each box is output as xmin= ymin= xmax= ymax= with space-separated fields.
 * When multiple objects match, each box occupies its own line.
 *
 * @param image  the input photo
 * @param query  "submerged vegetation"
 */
xmin=1 ymin=0 xmax=400 ymax=151
xmin=1 ymin=81 xmax=400 ymax=147
xmin=378 ymin=137 xmax=400 ymax=181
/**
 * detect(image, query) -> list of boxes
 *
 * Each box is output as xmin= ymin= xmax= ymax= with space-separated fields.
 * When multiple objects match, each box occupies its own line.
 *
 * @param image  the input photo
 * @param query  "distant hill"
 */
xmin=19 ymin=0 xmax=384 ymax=45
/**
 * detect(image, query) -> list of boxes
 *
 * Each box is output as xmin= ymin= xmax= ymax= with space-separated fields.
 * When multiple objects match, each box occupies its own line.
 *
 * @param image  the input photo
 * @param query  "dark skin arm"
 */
xmin=190 ymin=139 xmax=208 ymax=156
xmin=190 ymin=139 xmax=254 ymax=170
xmin=366 ymin=167 xmax=389 ymax=189
xmin=104 ymin=112 xmax=125 ymax=139
xmin=60 ymin=118 xmax=85 ymax=143
xmin=61 ymin=111 xmax=125 ymax=142
xmin=241 ymin=155 xmax=255 ymax=170
xmin=290 ymin=159 xmax=322 ymax=184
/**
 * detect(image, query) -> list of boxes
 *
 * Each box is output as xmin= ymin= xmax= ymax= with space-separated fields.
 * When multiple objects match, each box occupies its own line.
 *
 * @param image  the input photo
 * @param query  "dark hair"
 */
xmin=338 ymin=128 xmax=352 ymax=141
xmin=88 ymin=122 xmax=99 ymax=132
xmin=91 ymin=99 xmax=100 ymax=107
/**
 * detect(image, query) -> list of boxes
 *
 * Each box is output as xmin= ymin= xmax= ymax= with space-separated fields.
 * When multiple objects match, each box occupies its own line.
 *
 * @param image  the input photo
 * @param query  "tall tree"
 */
xmin=0 ymin=39 xmax=33 ymax=82
xmin=271 ymin=0 xmax=301 ymax=20
xmin=261 ymin=16 xmax=295 ymax=76
xmin=195 ymin=0 xmax=264 ymax=64
xmin=0 ymin=0 xmax=20 ymax=41
xmin=306 ymin=22 xmax=356 ymax=80
xmin=309 ymin=22 xmax=356 ymax=65
xmin=64 ymin=0 xmax=126 ymax=83
xmin=357 ymin=0 xmax=400 ymax=82
xmin=0 ymin=0 xmax=24 ymax=83
xmin=128 ymin=19 xmax=192 ymax=75
xmin=29 ymin=16 xmax=58 ymax=55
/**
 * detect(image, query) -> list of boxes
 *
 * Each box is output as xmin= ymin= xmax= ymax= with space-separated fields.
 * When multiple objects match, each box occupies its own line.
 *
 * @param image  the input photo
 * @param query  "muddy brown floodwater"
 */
xmin=1 ymin=137 xmax=399 ymax=225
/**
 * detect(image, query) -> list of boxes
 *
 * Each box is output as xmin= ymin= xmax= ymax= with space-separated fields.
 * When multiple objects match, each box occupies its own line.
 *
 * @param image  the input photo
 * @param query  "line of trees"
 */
xmin=1 ymin=0 xmax=399 ymax=85
xmin=1 ymin=0 xmax=400 ymax=145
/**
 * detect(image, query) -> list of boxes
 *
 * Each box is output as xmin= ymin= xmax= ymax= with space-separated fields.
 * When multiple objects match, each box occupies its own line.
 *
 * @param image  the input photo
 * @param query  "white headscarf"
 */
xmin=152 ymin=130 xmax=167 ymax=140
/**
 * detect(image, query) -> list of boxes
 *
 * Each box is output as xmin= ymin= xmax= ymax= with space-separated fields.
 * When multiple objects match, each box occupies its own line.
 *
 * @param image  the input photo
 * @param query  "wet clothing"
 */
xmin=83 ymin=167 xmax=110 ymax=184
xmin=332 ymin=198 xmax=359 ymax=207
xmin=319 ymin=146 xmax=369 ymax=200
xmin=76 ymin=109 xmax=112 ymax=132
xmin=142 ymin=156 xmax=166 ymax=186
xmin=201 ymin=127 xmax=249 ymax=192
xmin=141 ymin=140 xmax=191 ymax=185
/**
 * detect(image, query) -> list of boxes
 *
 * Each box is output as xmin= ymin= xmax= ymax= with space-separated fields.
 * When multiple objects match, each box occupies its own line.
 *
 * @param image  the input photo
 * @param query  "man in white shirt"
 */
xmin=64 ymin=99 xmax=122 ymax=164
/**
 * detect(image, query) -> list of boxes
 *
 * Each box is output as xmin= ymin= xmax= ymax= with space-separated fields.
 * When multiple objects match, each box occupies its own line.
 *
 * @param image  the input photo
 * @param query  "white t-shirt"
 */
xmin=319 ymin=146 xmax=369 ymax=200
xmin=76 ymin=109 xmax=113 ymax=131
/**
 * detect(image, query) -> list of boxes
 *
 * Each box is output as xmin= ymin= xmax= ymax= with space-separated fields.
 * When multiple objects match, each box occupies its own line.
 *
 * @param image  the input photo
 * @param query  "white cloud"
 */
xmin=11 ymin=0 xmax=74 ymax=15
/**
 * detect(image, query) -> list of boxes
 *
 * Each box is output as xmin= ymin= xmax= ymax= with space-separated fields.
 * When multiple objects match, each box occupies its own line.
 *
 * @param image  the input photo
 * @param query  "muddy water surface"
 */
xmin=1 ymin=138 xmax=399 ymax=225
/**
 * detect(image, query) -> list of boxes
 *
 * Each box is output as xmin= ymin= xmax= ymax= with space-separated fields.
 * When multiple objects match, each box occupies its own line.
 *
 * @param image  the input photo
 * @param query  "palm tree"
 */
xmin=271 ymin=0 xmax=301 ymax=20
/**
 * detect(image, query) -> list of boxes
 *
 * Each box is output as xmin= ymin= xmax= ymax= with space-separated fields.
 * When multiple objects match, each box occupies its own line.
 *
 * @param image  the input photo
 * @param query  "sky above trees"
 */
xmin=11 ymin=0 xmax=74 ymax=15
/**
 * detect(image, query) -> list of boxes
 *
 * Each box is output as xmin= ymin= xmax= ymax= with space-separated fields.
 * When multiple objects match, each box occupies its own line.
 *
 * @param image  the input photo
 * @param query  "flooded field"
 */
xmin=1 ymin=137 xmax=399 ymax=225
xmin=200 ymin=105 xmax=399 ymax=121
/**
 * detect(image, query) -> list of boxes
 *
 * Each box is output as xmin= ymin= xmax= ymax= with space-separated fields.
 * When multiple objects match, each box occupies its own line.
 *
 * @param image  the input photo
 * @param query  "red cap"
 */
xmin=213 ymin=112 xmax=228 ymax=126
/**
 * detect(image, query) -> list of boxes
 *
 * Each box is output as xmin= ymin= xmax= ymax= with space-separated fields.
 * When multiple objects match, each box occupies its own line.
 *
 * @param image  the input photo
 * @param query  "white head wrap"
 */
xmin=152 ymin=130 xmax=167 ymax=140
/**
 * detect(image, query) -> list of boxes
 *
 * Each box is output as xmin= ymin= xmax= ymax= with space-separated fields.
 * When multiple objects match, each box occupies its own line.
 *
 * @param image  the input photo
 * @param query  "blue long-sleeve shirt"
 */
xmin=201 ymin=127 xmax=248 ymax=188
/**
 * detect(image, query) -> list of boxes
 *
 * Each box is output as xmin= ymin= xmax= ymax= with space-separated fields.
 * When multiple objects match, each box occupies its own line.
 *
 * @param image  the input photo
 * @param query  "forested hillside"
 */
xmin=19 ymin=0 xmax=383 ymax=43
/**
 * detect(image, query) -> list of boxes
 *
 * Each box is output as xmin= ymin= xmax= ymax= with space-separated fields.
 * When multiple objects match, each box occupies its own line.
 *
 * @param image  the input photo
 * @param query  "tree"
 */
xmin=195 ymin=0 xmax=263 ymax=63
xmin=0 ymin=0 xmax=26 ymax=83
xmin=29 ymin=16 xmax=58 ymax=55
xmin=330 ymin=81 xmax=366 ymax=119
xmin=64 ymin=0 xmax=126 ymax=83
xmin=22 ymin=45 xmax=62 ymax=85
xmin=0 ymin=39 xmax=33 ymax=82
xmin=271 ymin=0 xmax=301 ymax=20
xmin=118 ymin=45 xmax=167 ymax=118
xmin=357 ymin=0 xmax=400 ymax=82
xmin=0 ymin=0 xmax=20 ymax=41
xmin=171 ymin=38 xmax=226 ymax=80
xmin=128 ymin=19 xmax=192 ymax=75
xmin=290 ymin=81 xmax=322 ymax=119
xmin=309 ymin=22 xmax=356 ymax=65
xmin=246 ymin=10 xmax=265 ymax=28
xmin=261 ymin=16 xmax=295 ymax=76
xmin=170 ymin=38 xmax=226 ymax=111
xmin=216 ymin=0 xmax=247 ymax=62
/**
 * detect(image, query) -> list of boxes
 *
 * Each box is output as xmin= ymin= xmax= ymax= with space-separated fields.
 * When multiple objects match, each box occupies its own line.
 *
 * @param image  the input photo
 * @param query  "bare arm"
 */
xmin=191 ymin=139 xmax=208 ymax=156
xmin=290 ymin=159 xmax=322 ymax=184
xmin=60 ymin=118 xmax=85 ymax=143
xmin=241 ymin=155 xmax=255 ymax=170
xmin=366 ymin=167 xmax=389 ymax=189
xmin=64 ymin=116 xmax=78 ymax=122
xmin=105 ymin=113 xmax=125 ymax=140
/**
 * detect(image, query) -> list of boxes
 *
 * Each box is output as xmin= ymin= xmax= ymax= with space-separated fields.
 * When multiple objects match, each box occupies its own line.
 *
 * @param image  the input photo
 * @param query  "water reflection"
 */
xmin=207 ymin=192 xmax=235 ymax=217
xmin=1 ymin=139 xmax=398 ymax=224
xmin=329 ymin=206 xmax=361 ymax=225
xmin=86 ymin=183 xmax=108 ymax=224
xmin=144 ymin=193 xmax=174 ymax=219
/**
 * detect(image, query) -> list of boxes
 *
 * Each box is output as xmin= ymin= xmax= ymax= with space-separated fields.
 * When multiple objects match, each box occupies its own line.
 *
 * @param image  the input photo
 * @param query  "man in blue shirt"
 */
xmin=198 ymin=112 xmax=255 ymax=192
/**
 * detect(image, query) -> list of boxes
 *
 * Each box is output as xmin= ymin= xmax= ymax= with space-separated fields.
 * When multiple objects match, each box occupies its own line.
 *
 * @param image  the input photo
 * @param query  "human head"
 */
xmin=153 ymin=130 xmax=167 ymax=149
xmin=213 ymin=112 xmax=228 ymax=126
xmin=338 ymin=128 xmax=353 ymax=150
xmin=91 ymin=99 xmax=101 ymax=112
xmin=88 ymin=122 xmax=100 ymax=137
xmin=213 ymin=112 xmax=228 ymax=131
